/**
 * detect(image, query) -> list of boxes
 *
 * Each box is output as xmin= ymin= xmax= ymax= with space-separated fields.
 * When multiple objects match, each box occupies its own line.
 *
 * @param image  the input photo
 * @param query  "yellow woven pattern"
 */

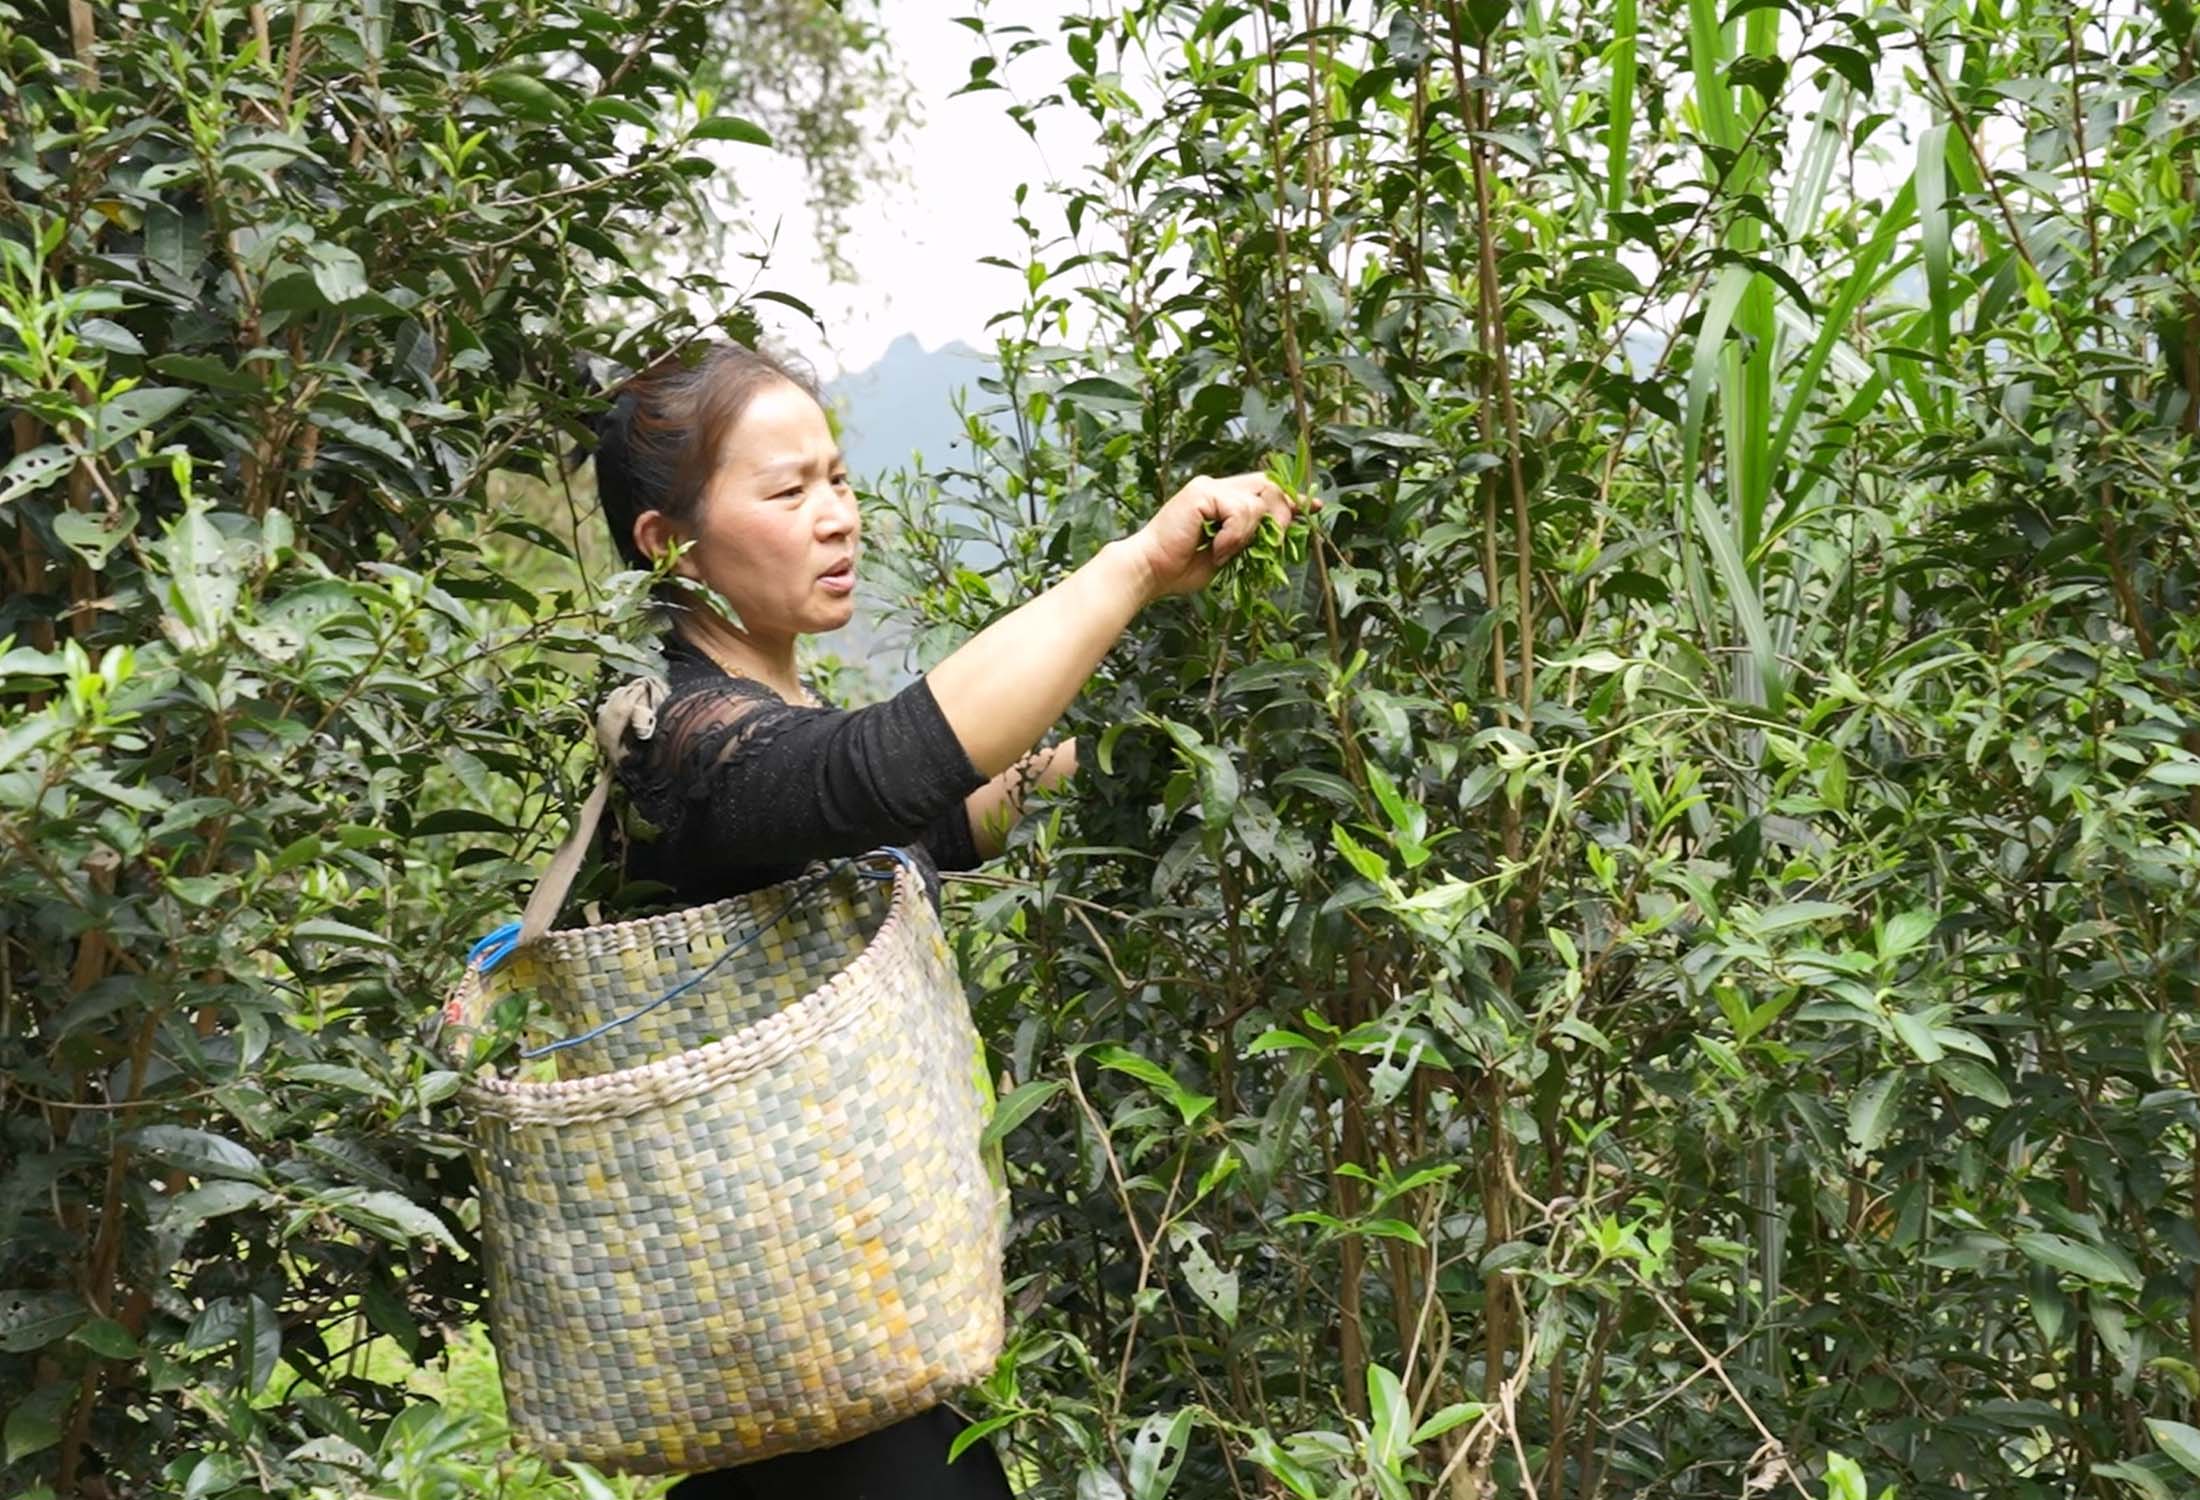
xmin=529 ymin=872 xmax=883 ymax=1077
xmin=443 ymin=856 xmax=1005 ymax=1474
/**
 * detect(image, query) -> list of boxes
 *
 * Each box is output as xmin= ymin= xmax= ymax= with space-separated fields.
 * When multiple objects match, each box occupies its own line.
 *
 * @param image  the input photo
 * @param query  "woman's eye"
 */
xmin=832 ymin=474 xmax=851 ymax=488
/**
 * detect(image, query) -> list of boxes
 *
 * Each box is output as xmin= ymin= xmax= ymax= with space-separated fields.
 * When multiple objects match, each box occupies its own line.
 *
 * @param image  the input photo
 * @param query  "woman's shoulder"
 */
xmin=613 ymin=631 xmax=840 ymax=808
xmin=658 ymin=629 xmax=835 ymax=708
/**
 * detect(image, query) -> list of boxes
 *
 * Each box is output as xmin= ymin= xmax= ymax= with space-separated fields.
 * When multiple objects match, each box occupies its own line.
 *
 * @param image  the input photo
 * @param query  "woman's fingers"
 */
xmin=1225 ymin=475 xmax=1310 ymax=554
xmin=1231 ymin=472 xmax=1289 ymax=510
xmin=1213 ymin=490 xmax=1267 ymax=560
xmin=1189 ymin=479 xmax=1241 ymax=553
xmin=1223 ymin=475 xmax=1284 ymax=534
xmin=1137 ymin=467 xmax=1323 ymax=599
xmin=1232 ymin=471 xmax=1322 ymax=526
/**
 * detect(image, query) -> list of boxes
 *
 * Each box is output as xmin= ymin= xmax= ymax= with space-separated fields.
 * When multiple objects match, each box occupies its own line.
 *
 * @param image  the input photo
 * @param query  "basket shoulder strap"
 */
xmin=515 ymin=675 xmax=669 ymax=949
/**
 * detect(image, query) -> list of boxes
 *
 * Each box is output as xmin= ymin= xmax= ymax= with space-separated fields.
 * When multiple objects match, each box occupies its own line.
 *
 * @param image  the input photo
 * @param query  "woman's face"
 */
xmin=658 ymin=378 xmax=860 ymax=644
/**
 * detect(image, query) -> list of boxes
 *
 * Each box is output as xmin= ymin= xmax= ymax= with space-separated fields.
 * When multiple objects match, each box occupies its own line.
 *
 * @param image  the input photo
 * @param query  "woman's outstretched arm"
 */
xmin=921 ymin=543 xmax=1146 ymax=777
xmin=923 ymin=473 xmax=1309 ymax=777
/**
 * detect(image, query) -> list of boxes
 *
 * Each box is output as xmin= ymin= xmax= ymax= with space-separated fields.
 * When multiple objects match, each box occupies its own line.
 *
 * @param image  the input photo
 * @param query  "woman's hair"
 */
xmin=591 ymin=339 xmax=828 ymax=575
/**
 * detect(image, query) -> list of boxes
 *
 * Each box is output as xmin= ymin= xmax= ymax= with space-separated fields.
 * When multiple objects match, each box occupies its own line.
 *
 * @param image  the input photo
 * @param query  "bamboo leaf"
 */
xmin=1765 ymin=177 xmax=1918 ymax=520
xmin=1918 ymin=123 xmax=1952 ymax=366
xmin=1685 ymin=0 xmax=1739 ymax=152
xmin=1605 ymin=0 xmax=1638 ymax=214
xmin=1691 ymin=487 xmax=1784 ymax=711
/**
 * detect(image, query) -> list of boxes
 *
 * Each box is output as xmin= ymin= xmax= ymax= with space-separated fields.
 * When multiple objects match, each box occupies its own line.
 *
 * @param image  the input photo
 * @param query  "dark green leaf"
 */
xmin=0 ymin=1293 xmax=84 ymax=1353
xmin=128 ymin=1126 xmax=266 ymax=1183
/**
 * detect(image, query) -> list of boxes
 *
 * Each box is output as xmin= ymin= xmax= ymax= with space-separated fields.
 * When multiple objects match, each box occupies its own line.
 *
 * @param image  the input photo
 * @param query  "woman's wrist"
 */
xmin=1097 ymin=535 xmax=1158 ymax=612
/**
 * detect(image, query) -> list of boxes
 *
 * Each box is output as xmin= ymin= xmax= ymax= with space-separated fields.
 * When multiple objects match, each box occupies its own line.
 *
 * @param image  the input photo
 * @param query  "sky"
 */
xmin=723 ymin=3 xmax=1102 ymax=383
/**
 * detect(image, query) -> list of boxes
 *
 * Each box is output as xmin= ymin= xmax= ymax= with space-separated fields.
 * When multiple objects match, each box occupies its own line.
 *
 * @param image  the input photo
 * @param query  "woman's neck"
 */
xmin=671 ymin=612 xmax=808 ymax=705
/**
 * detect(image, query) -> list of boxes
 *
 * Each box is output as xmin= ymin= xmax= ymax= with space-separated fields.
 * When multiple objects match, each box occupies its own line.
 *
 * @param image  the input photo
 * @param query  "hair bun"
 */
xmin=563 ymin=378 xmax=639 ymax=475
xmin=598 ymin=387 xmax=639 ymax=439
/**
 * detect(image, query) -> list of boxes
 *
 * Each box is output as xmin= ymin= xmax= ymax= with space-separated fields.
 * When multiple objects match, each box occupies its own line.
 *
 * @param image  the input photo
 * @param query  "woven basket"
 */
xmin=437 ymin=679 xmax=1005 ymax=1474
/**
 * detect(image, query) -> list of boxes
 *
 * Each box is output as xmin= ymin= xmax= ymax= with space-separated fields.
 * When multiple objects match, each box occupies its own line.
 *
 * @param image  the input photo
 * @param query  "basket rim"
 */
xmin=451 ymin=850 xmax=922 ymax=1109
xmin=514 ymin=850 xmax=892 ymax=967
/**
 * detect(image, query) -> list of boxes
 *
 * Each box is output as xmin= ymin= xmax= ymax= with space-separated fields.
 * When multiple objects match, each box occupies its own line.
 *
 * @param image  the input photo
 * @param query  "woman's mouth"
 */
xmin=818 ymin=559 xmax=855 ymax=594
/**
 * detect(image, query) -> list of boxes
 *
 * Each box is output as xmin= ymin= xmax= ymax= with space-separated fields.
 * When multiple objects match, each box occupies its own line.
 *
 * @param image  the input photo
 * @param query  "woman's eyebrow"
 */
xmin=756 ymin=450 xmax=847 ymax=478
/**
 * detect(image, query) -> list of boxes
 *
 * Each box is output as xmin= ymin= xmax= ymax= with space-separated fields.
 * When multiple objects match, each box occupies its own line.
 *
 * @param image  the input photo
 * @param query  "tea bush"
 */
xmin=0 ymin=0 xmax=879 ymax=1492
xmin=876 ymin=2 xmax=2200 ymax=1496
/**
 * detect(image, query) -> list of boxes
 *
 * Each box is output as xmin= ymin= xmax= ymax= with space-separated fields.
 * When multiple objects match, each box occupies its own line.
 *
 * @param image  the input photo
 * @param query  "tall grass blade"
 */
xmin=1918 ymin=122 xmax=1953 ymax=374
xmin=1605 ymin=0 xmax=1637 ymax=214
xmin=1765 ymin=177 xmax=1919 ymax=534
xmin=1682 ymin=265 xmax=1783 ymax=711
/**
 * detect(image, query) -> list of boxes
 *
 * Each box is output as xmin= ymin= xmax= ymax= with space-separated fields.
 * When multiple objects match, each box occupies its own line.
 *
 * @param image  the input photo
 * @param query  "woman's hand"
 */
xmin=1126 ymin=471 xmax=1321 ymax=603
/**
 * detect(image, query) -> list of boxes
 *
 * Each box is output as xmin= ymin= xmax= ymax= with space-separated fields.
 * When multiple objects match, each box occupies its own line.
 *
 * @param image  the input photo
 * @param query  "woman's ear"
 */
xmin=632 ymin=509 xmax=699 ymax=578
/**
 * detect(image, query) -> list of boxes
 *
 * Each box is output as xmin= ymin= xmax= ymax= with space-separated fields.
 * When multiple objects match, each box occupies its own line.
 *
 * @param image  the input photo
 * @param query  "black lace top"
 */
xmin=597 ymin=629 xmax=988 ymax=914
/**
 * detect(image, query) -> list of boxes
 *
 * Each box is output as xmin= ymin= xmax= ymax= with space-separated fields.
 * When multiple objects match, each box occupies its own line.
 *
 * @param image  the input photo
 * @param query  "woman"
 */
xmin=584 ymin=340 xmax=1314 ymax=1497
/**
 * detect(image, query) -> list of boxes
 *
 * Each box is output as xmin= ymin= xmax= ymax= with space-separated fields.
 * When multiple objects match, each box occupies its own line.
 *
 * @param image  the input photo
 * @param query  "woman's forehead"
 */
xmin=721 ymin=384 xmax=839 ymax=473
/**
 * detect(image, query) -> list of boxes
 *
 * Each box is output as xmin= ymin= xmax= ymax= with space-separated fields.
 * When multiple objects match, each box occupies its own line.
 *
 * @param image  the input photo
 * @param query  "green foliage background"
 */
xmin=5 ymin=0 xmax=2200 ymax=1498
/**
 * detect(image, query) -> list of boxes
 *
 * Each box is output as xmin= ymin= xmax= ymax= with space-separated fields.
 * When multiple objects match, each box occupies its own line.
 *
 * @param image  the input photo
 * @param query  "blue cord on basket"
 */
xmin=468 ymin=922 xmax=523 ymax=974
xmin=464 ymin=846 xmax=919 ymax=1061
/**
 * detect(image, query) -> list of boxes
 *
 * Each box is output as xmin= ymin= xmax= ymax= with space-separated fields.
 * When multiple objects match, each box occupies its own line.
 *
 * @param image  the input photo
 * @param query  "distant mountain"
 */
xmin=811 ymin=334 xmax=1001 ymax=695
xmin=825 ymin=333 xmax=998 ymax=484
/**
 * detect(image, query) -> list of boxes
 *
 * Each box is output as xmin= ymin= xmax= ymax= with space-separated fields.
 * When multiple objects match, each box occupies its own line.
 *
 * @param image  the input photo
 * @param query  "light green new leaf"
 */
xmin=1822 ymin=1452 xmax=1868 ymax=1500
xmin=978 ymin=1080 xmax=1062 ymax=1151
xmin=1366 ymin=1364 xmax=1410 ymax=1469
xmin=1412 ymin=1401 xmax=1487 ymax=1445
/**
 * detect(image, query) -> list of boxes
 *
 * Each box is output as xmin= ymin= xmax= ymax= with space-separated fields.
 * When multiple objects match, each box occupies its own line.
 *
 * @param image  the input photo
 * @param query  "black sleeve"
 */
xmin=636 ymin=674 xmax=988 ymax=875
xmin=918 ymin=795 xmax=982 ymax=873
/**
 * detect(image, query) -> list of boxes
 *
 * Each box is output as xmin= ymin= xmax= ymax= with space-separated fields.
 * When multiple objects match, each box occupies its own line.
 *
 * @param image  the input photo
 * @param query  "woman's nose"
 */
xmin=816 ymin=483 xmax=858 ymax=536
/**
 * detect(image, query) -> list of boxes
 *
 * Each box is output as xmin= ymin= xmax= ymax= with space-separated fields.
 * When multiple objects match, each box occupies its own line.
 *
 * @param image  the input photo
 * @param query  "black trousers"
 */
xmin=665 ymin=1404 xmax=1014 ymax=1500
